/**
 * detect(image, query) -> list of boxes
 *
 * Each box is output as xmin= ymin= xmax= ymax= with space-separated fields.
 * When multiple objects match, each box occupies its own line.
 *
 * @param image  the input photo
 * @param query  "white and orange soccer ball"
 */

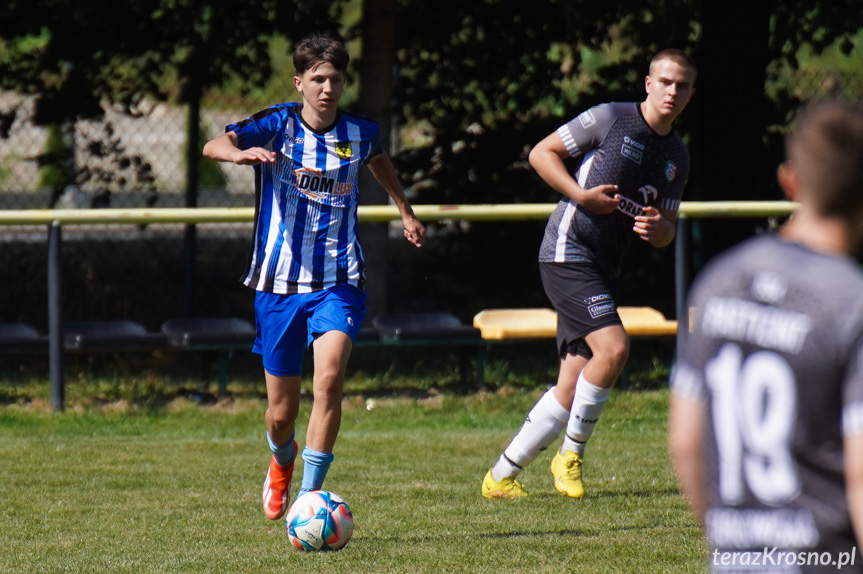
xmin=285 ymin=490 xmax=354 ymax=551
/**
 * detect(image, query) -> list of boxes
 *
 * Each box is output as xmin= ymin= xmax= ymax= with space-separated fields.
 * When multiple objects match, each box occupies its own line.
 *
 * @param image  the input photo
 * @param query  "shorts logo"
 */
xmin=335 ymin=142 xmax=352 ymax=160
xmin=579 ymin=110 xmax=596 ymax=128
xmin=347 ymin=317 xmax=354 ymax=327
xmin=665 ymin=160 xmax=677 ymax=182
xmin=584 ymin=293 xmax=616 ymax=319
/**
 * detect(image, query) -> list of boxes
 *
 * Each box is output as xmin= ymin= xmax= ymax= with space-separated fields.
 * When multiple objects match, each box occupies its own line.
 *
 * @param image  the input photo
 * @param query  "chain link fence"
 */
xmin=1 ymin=58 xmax=863 ymax=331
xmin=0 ymin=74 xmax=299 ymax=329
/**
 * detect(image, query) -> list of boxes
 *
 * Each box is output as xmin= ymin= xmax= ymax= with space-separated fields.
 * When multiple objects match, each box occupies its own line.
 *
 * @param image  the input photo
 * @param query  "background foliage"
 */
xmin=1 ymin=0 xmax=862 ymax=328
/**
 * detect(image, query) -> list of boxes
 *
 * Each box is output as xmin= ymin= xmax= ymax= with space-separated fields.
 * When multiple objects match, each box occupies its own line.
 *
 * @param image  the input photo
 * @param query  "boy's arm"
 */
xmin=202 ymin=131 xmax=275 ymax=166
xmin=367 ymin=153 xmax=425 ymax=248
xmin=528 ymin=131 xmax=620 ymax=215
xmin=668 ymin=391 xmax=707 ymax=525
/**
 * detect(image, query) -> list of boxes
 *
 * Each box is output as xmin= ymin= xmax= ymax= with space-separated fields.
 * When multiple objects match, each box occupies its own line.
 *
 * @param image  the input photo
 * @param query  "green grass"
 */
xmin=0 ymin=384 xmax=706 ymax=573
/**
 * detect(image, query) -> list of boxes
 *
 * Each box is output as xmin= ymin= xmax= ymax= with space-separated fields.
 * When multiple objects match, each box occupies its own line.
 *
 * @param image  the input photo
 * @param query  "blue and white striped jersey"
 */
xmin=227 ymin=103 xmax=382 ymax=294
xmin=538 ymin=102 xmax=690 ymax=279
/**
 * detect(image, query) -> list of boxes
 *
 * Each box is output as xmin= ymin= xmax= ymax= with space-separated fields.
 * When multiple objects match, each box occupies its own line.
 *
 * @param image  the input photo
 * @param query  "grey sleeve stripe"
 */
xmin=557 ymin=125 xmax=579 ymax=157
xmin=843 ymin=402 xmax=863 ymax=436
xmin=660 ymin=198 xmax=681 ymax=211
xmin=669 ymin=362 xmax=706 ymax=402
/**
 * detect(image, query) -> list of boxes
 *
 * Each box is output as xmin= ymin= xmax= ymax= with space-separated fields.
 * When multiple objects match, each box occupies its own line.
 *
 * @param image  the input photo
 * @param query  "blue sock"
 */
xmin=297 ymin=446 xmax=335 ymax=498
xmin=267 ymin=431 xmax=295 ymax=467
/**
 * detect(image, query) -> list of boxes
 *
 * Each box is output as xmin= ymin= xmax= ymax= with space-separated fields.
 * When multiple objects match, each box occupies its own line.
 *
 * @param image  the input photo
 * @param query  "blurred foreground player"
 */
xmin=203 ymin=36 xmax=424 ymax=520
xmin=670 ymin=100 xmax=863 ymax=573
xmin=483 ymin=49 xmax=696 ymax=499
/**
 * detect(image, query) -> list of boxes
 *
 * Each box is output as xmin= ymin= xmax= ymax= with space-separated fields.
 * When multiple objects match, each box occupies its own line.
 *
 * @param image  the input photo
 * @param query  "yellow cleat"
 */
xmin=550 ymin=450 xmax=585 ymax=498
xmin=482 ymin=469 xmax=528 ymax=499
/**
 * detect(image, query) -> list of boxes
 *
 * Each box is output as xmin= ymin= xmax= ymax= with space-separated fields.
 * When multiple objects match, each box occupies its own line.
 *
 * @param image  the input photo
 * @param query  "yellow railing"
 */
xmin=0 ymin=200 xmax=798 ymax=225
xmin=0 ymin=201 xmax=798 ymax=412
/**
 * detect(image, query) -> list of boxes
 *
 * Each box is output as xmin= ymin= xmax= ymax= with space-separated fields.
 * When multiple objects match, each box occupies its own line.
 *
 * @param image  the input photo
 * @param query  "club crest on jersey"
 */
xmin=665 ymin=160 xmax=678 ymax=182
xmin=335 ymin=141 xmax=352 ymax=160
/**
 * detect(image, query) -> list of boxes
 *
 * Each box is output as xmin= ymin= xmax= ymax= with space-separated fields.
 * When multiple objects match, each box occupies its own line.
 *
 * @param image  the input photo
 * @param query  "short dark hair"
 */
xmin=787 ymin=100 xmax=863 ymax=216
xmin=293 ymin=35 xmax=349 ymax=76
xmin=649 ymin=49 xmax=697 ymax=81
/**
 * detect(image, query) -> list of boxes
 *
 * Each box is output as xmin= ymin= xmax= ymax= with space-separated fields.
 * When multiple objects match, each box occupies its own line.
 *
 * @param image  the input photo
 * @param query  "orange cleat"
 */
xmin=262 ymin=441 xmax=297 ymax=520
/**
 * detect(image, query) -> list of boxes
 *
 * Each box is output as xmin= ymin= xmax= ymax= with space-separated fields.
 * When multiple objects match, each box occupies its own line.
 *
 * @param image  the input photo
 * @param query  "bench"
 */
xmin=1 ymin=313 xmax=487 ymax=397
xmin=472 ymin=306 xmax=678 ymax=386
xmin=361 ymin=312 xmax=485 ymax=387
xmin=472 ymin=306 xmax=677 ymax=339
xmin=0 ymin=323 xmax=49 ymax=353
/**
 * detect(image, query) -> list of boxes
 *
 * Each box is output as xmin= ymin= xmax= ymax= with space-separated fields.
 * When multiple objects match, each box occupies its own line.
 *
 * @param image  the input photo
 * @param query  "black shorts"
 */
xmin=539 ymin=262 xmax=622 ymax=360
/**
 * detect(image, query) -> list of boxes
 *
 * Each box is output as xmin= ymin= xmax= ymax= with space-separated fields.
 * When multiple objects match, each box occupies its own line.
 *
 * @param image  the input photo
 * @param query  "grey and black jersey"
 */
xmin=538 ymin=102 xmax=690 ymax=279
xmin=671 ymin=233 xmax=863 ymax=571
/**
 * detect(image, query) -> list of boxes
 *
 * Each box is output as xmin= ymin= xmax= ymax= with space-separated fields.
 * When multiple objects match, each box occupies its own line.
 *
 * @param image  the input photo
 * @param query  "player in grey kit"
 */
xmin=482 ymin=49 xmax=697 ymax=499
xmin=669 ymin=100 xmax=863 ymax=573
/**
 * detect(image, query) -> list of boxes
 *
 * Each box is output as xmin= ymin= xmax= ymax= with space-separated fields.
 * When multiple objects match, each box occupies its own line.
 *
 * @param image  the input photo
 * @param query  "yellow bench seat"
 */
xmin=472 ymin=307 xmax=677 ymax=340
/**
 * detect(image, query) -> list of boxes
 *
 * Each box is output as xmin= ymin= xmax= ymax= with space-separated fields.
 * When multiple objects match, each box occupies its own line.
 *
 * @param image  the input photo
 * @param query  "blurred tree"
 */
xmin=0 ymin=0 xmax=348 ymax=204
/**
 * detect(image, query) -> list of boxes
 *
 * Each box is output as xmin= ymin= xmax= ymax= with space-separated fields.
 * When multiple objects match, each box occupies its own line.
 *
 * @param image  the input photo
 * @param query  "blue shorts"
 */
xmin=253 ymin=284 xmax=367 ymax=377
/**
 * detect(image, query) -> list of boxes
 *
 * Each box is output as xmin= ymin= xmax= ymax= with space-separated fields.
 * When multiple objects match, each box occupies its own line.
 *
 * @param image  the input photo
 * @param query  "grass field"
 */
xmin=0 ymin=376 xmax=706 ymax=574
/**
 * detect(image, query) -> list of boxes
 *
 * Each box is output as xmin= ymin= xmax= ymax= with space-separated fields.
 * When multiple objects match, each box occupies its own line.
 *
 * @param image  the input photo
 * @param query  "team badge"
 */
xmin=665 ymin=160 xmax=677 ymax=182
xmin=335 ymin=141 xmax=352 ymax=160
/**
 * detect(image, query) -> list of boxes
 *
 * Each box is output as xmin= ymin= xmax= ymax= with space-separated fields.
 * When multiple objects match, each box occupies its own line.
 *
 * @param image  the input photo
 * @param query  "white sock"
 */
xmin=491 ymin=388 xmax=570 ymax=482
xmin=561 ymin=373 xmax=610 ymax=456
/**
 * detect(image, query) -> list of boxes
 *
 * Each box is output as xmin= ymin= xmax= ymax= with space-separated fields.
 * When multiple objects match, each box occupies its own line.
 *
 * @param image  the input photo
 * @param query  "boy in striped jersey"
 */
xmin=482 ymin=49 xmax=696 ymax=499
xmin=204 ymin=35 xmax=425 ymax=520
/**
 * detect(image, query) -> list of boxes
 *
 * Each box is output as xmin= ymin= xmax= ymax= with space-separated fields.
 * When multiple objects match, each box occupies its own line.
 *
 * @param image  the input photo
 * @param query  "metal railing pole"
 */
xmin=675 ymin=215 xmax=690 ymax=335
xmin=48 ymin=222 xmax=65 ymax=412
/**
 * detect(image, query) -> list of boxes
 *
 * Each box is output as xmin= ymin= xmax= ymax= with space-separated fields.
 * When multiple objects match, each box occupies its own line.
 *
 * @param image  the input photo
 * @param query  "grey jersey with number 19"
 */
xmin=538 ymin=102 xmax=689 ymax=279
xmin=671 ymin=233 xmax=863 ymax=572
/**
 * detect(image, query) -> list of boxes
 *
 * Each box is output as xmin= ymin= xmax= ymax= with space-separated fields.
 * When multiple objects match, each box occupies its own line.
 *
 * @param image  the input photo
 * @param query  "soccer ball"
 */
xmin=285 ymin=490 xmax=354 ymax=551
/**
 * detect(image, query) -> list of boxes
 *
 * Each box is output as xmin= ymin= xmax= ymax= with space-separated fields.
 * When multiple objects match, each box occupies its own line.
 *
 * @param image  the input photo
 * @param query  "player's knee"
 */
xmin=312 ymin=376 xmax=344 ymax=407
xmin=602 ymin=337 xmax=630 ymax=370
xmin=268 ymin=403 xmax=299 ymax=430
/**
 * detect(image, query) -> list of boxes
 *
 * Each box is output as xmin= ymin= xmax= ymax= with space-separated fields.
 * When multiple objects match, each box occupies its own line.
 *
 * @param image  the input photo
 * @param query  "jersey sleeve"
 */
xmin=557 ymin=103 xmax=627 ymax=159
xmin=842 ymin=330 xmax=863 ymax=437
xmin=662 ymin=145 xmax=691 ymax=209
xmin=225 ymin=104 xmax=290 ymax=151
xmin=364 ymin=120 xmax=383 ymax=163
xmin=669 ymin=262 xmax=720 ymax=403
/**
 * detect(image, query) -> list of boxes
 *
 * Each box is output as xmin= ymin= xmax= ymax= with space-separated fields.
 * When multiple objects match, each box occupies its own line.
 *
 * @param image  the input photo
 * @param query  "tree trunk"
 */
xmin=357 ymin=0 xmax=396 ymax=319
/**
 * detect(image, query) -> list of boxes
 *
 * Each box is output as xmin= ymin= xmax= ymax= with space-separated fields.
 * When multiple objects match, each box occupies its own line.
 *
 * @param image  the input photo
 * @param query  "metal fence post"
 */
xmin=183 ymin=89 xmax=201 ymax=318
xmin=48 ymin=222 xmax=65 ymax=412
xmin=674 ymin=215 xmax=690 ymax=336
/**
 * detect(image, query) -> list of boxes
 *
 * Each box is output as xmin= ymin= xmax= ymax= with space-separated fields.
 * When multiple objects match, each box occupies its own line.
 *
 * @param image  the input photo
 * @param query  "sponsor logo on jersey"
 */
xmin=293 ymin=137 xmax=305 ymax=144
xmin=638 ymin=184 xmax=658 ymax=205
xmin=289 ymin=167 xmax=353 ymax=200
xmin=616 ymin=195 xmax=646 ymax=218
xmin=578 ymin=110 xmax=596 ymax=128
xmin=665 ymin=160 xmax=677 ymax=182
xmin=623 ymin=136 xmax=645 ymax=150
xmin=335 ymin=141 xmax=352 ymax=160
xmin=620 ymin=141 xmax=643 ymax=164
xmin=751 ymin=271 xmax=787 ymax=304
